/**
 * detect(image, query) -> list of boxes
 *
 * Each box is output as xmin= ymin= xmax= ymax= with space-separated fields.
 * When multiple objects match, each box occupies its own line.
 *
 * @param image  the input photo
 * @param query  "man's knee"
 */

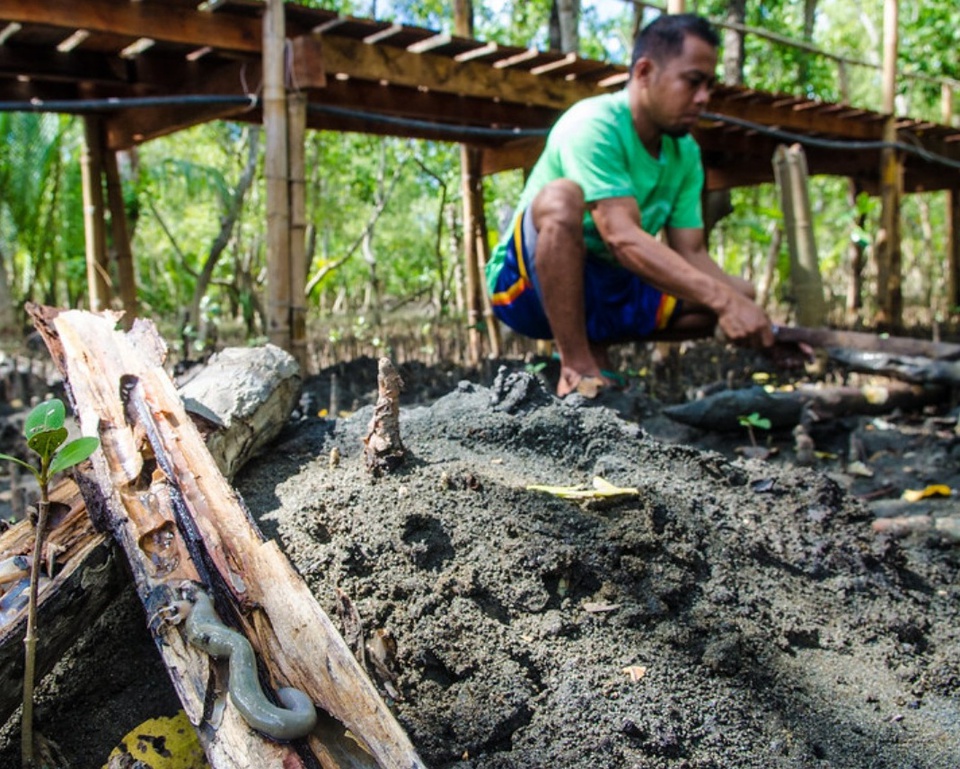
xmin=531 ymin=179 xmax=585 ymax=230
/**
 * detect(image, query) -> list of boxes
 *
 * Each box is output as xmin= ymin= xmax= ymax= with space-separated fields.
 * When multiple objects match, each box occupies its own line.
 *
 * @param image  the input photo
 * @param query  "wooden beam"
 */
xmin=0 ymin=0 xmax=263 ymax=53
xmin=296 ymin=34 xmax=600 ymax=111
xmin=303 ymin=78 xmax=560 ymax=131
xmin=104 ymin=59 xmax=261 ymax=149
xmin=0 ymin=44 xmax=132 ymax=85
xmin=707 ymin=95 xmax=884 ymax=139
xmin=480 ymin=136 xmax=544 ymax=175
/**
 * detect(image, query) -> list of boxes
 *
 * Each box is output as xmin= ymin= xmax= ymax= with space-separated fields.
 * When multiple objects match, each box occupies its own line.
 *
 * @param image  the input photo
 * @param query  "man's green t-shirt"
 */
xmin=485 ymin=88 xmax=705 ymax=294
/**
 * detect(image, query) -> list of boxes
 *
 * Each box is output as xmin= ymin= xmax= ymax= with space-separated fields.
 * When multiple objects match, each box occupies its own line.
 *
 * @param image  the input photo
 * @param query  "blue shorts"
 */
xmin=489 ymin=206 xmax=681 ymax=342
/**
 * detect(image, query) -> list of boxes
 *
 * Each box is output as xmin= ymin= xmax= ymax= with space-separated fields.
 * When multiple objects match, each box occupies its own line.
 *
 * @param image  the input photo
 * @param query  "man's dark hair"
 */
xmin=630 ymin=13 xmax=719 ymax=71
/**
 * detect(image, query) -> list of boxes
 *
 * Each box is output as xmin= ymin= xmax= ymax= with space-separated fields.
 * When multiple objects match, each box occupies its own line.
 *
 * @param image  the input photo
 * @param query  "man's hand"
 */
xmin=714 ymin=289 xmax=775 ymax=348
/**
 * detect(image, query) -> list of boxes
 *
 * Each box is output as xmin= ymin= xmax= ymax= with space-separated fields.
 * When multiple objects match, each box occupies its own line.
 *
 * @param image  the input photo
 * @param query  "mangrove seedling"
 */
xmin=0 ymin=398 xmax=99 ymax=769
xmin=738 ymin=411 xmax=772 ymax=448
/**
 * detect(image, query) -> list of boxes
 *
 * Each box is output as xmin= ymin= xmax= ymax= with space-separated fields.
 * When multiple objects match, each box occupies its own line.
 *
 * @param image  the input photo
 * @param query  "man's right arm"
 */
xmin=590 ymin=196 xmax=773 ymax=348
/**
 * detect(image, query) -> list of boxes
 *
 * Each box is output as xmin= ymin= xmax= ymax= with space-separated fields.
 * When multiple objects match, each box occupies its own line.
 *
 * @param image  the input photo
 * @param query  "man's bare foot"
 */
xmin=557 ymin=367 xmax=611 ymax=398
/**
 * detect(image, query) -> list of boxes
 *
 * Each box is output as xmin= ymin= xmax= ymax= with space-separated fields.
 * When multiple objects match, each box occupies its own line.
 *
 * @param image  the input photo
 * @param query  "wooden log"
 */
xmin=663 ymin=381 xmax=947 ymax=432
xmin=27 ymin=306 xmax=424 ymax=769
xmin=0 ymin=344 xmax=303 ymax=727
xmin=823 ymin=348 xmax=960 ymax=385
xmin=773 ymin=324 xmax=960 ymax=361
xmin=177 ymin=344 xmax=302 ymax=480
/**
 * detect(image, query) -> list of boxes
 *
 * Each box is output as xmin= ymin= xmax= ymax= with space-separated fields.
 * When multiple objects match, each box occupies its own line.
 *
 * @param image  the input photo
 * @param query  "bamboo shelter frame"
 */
xmin=0 ymin=0 xmax=958 ymax=346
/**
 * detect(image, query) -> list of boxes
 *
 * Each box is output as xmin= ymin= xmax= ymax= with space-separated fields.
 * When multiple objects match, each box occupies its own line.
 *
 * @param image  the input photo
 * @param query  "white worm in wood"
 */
xmin=184 ymin=590 xmax=317 ymax=741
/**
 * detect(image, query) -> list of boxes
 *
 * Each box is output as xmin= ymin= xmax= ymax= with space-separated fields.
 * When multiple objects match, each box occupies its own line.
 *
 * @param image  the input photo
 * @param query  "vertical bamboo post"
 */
xmin=943 ymin=84 xmax=960 ymax=315
xmin=876 ymin=0 xmax=902 ymax=328
xmin=455 ymin=0 xmax=484 ymax=365
xmin=288 ymin=92 xmax=309 ymax=371
xmin=103 ymin=150 xmax=139 ymax=327
xmin=773 ymin=144 xmax=825 ymax=326
xmin=666 ymin=0 xmax=686 ymax=13
xmin=81 ymin=116 xmax=110 ymax=311
xmin=264 ymin=0 xmax=291 ymax=350
xmin=475 ymin=184 xmax=502 ymax=358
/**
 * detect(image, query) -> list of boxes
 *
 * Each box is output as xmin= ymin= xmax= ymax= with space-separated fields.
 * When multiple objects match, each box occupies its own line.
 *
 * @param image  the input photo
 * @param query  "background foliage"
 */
xmin=0 ymin=0 xmax=956 ymax=361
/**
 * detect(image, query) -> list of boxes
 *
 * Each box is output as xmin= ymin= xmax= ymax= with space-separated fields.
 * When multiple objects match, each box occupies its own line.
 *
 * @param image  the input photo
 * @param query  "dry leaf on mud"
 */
xmin=526 ymin=476 xmax=639 ymax=501
xmin=902 ymin=484 xmax=953 ymax=502
xmin=582 ymin=602 xmax=620 ymax=614
xmin=846 ymin=460 xmax=874 ymax=477
xmin=622 ymin=665 xmax=648 ymax=682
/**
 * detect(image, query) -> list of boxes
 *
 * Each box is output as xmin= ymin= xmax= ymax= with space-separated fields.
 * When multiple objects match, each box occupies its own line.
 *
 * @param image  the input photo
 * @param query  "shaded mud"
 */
xmin=2 ymin=344 xmax=960 ymax=768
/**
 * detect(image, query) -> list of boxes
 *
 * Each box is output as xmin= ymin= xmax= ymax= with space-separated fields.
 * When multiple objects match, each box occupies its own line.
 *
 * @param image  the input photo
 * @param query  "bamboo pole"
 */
xmin=773 ymin=144 xmax=825 ymax=326
xmin=80 ymin=116 xmax=110 ymax=312
xmin=666 ymin=0 xmax=686 ymax=13
xmin=288 ymin=92 xmax=309 ymax=371
xmin=455 ymin=0 xmax=484 ymax=365
xmin=264 ymin=0 xmax=291 ymax=351
xmin=876 ymin=0 xmax=902 ymax=328
xmin=943 ymin=84 xmax=960 ymax=315
xmin=103 ymin=150 xmax=139 ymax=327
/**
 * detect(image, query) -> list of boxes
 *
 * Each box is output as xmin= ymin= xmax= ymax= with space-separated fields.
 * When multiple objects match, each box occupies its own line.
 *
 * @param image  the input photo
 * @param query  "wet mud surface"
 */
xmin=2 ymin=343 xmax=960 ymax=768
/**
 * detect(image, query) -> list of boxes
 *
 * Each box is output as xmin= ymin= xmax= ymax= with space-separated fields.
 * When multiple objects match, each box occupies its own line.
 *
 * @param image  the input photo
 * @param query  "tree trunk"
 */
xmin=846 ymin=181 xmax=866 ymax=321
xmin=184 ymin=128 xmax=260 ymax=353
xmin=723 ymin=0 xmax=747 ymax=85
xmin=556 ymin=0 xmax=580 ymax=53
xmin=0 ymin=245 xmax=14 ymax=335
xmin=797 ymin=0 xmax=819 ymax=83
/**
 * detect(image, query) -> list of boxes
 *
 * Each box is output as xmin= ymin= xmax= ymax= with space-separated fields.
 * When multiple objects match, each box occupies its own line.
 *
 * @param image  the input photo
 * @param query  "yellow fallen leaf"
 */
xmin=902 ymin=484 xmax=953 ymax=502
xmin=622 ymin=665 xmax=648 ymax=682
xmin=846 ymin=460 xmax=874 ymax=478
xmin=863 ymin=385 xmax=890 ymax=405
xmin=526 ymin=476 xmax=639 ymax=500
xmin=103 ymin=711 xmax=208 ymax=769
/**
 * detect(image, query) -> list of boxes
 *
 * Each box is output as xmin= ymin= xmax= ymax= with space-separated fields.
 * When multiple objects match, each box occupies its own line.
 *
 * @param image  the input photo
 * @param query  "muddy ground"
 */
xmin=2 ymin=341 xmax=960 ymax=768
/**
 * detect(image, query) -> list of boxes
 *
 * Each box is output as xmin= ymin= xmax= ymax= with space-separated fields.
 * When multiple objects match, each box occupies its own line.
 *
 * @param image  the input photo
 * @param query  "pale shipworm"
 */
xmin=184 ymin=591 xmax=317 ymax=741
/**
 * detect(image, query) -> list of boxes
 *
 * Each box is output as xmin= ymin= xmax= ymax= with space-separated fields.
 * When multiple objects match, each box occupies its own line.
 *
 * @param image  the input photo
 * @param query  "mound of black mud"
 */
xmin=2 ymin=363 xmax=959 ymax=769
xmin=235 ymin=370 xmax=960 ymax=768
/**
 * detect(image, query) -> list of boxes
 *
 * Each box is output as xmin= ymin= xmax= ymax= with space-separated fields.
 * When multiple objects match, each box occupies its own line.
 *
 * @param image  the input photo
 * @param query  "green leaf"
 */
xmin=49 ymin=436 xmax=100 ymax=476
xmin=0 ymin=452 xmax=40 ymax=478
xmin=27 ymin=426 xmax=68 ymax=458
xmin=23 ymin=399 xmax=66 ymax=440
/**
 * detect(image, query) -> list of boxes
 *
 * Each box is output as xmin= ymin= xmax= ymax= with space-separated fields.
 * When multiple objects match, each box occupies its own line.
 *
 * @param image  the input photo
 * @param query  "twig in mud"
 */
xmin=363 ymin=357 xmax=406 ymax=475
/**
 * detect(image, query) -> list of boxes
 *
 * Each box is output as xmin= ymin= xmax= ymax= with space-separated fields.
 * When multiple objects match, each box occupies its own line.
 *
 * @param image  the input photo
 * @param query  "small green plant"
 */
xmin=0 ymin=399 xmax=99 ymax=769
xmin=524 ymin=361 xmax=547 ymax=375
xmin=738 ymin=411 xmax=772 ymax=447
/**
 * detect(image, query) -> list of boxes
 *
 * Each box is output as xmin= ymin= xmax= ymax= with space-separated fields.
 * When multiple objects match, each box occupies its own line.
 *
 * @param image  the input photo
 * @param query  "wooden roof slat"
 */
xmin=529 ymin=52 xmax=578 ymax=76
xmin=0 ymin=0 xmax=263 ymax=53
xmin=453 ymin=41 xmax=500 ymax=63
xmin=362 ymin=24 xmax=403 ymax=45
xmin=492 ymin=48 xmax=539 ymax=69
xmin=406 ymin=33 xmax=452 ymax=55
xmin=0 ymin=20 xmax=19 ymax=43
